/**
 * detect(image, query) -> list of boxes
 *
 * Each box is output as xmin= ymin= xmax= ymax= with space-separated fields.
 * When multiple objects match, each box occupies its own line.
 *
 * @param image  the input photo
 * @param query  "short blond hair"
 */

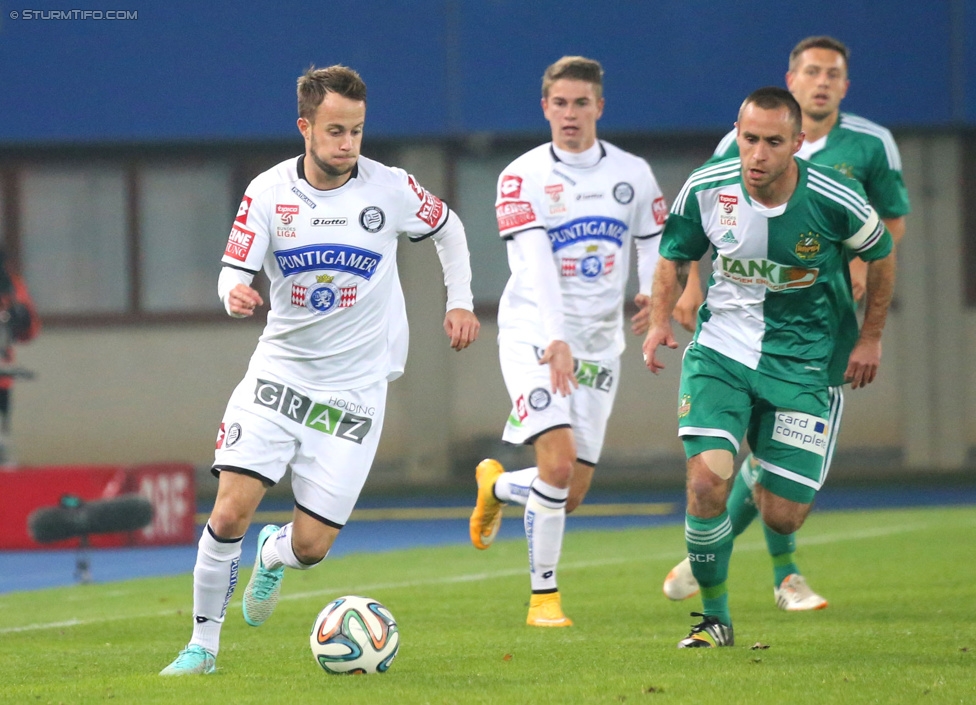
xmin=297 ymin=65 xmax=367 ymax=120
xmin=542 ymin=56 xmax=603 ymax=99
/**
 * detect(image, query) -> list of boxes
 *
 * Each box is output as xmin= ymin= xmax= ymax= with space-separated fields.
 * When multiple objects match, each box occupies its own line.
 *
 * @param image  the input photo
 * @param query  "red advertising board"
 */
xmin=0 ymin=463 xmax=196 ymax=550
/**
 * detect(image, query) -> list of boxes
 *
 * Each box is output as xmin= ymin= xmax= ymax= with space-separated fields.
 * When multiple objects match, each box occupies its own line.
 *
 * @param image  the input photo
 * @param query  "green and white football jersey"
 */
xmin=661 ymin=157 xmax=893 ymax=386
xmin=711 ymin=112 xmax=910 ymax=219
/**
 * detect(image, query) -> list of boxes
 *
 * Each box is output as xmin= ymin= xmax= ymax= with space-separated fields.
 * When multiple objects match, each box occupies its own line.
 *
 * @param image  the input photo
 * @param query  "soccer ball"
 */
xmin=309 ymin=595 xmax=399 ymax=674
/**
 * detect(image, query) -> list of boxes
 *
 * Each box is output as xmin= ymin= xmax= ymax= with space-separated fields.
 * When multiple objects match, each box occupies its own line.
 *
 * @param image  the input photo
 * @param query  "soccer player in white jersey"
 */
xmin=643 ymin=87 xmax=896 ymax=647
xmin=160 ymin=65 xmax=480 ymax=675
xmin=468 ymin=56 xmax=667 ymax=627
xmin=664 ymin=36 xmax=911 ymax=612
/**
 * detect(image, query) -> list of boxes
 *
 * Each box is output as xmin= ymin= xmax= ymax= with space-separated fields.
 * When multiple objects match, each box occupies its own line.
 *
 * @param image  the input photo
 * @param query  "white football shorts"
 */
xmin=498 ymin=339 xmax=620 ymax=465
xmin=213 ymin=373 xmax=387 ymax=527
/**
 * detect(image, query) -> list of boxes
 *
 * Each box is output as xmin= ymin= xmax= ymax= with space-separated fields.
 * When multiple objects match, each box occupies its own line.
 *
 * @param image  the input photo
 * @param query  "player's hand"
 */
xmin=844 ymin=337 xmax=881 ymax=389
xmin=642 ymin=323 xmax=678 ymax=374
xmin=848 ymin=257 xmax=868 ymax=303
xmin=672 ymin=284 xmax=703 ymax=333
xmin=227 ymin=283 xmax=263 ymax=317
xmin=444 ymin=308 xmax=480 ymax=351
xmin=538 ymin=340 xmax=578 ymax=396
xmin=630 ymin=293 xmax=652 ymax=336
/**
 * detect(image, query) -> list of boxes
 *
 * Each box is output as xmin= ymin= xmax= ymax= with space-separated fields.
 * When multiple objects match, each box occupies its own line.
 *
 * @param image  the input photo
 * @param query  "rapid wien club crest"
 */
xmin=795 ymin=231 xmax=821 ymax=260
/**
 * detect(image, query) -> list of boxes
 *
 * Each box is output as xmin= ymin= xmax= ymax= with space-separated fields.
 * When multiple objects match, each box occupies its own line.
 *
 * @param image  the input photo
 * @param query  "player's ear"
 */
xmin=297 ymin=117 xmax=310 ymax=140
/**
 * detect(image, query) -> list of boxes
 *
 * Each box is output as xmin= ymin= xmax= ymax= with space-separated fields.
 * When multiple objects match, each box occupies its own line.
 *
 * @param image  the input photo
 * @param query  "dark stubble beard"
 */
xmin=310 ymin=148 xmax=355 ymax=178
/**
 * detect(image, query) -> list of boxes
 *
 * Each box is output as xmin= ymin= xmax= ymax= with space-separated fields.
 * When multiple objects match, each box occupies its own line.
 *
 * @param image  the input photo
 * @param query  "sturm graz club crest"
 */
xmin=226 ymin=423 xmax=242 ymax=447
xmin=613 ymin=182 xmax=634 ymax=204
xmin=528 ymin=387 xmax=551 ymax=411
xmin=359 ymin=206 xmax=386 ymax=233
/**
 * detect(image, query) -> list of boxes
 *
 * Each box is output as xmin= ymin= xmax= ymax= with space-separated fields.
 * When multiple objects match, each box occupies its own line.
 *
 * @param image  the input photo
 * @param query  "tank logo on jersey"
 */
xmin=224 ymin=224 xmax=255 ymax=261
xmin=496 ymin=201 xmax=535 ymax=231
xmin=547 ymin=216 xmax=627 ymax=252
xmin=719 ymin=194 xmax=738 ymax=227
xmin=276 ymin=204 xmax=300 ymax=224
xmin=359 ymin=206 xmax=386 ymax=233
xmin=275 ymin=244 xmax=382 ymax=279
xmin=311 ymin=217 xmax=348 ymax=227
xmin=528 ymin=387 xmax=551 ymax=411
xmin=291 ymin=187 xmax=317 ymax=209
xmin=500 ymin=174 xmax=523 ymax=199
xmin=678 ymin=394 xmax=691 ymax=418
xmin=613 ymin=182 xmax=634 ymax=204
xmin=772 ymin=410 xmax=828 ymax=456
xmin=795 ymin=232 xmax=821 ymax=260
xmin=718 ymin=255 xmax=818 ymax=291
xmin=235 ymin=195 xmax=252 ymax=225
xmin=653 ymin=196 xmax=668 ymax=226
xmin=252 ymin=379 xmax=373 ymax=444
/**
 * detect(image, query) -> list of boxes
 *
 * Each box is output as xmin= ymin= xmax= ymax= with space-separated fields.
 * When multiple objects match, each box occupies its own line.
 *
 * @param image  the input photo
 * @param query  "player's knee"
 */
xmin=763 ymin=513 xmax=803 ymax=535
xmin=207 ymin=505 xmax=251 ymax=539
xmin=566 ymin=490 xmax=586 ymax=514
xmin=291 ymin=535 xmax=329 ymax=566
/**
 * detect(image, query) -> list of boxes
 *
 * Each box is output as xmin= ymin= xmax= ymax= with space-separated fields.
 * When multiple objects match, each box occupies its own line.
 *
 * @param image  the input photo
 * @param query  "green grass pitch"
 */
xmin=1 ymin=506 xmax=973 ymax=704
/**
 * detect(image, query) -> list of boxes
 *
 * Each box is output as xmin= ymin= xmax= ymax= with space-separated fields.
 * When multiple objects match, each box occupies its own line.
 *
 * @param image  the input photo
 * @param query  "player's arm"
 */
xmin=642 ymin=257 xmax=689 ymax=374
xmin=849 ymin=216 xmax=904 ymax=302
xmin=845 ymin=249 xmax=896 ymax=388
xmin=218 ymin=188 xmax=272 ymax=317
xmin=218 ymin=266 xmax=263 ymax=317
xmin=430 ymin=210 xmax=480 ymax=351
xmin=630 ymin=235 xmax=660 ymax=336
xmin=671 ymin=260 xmax=704 ymax=332
xmin=514 ymin=228 xmax=577 ymax=397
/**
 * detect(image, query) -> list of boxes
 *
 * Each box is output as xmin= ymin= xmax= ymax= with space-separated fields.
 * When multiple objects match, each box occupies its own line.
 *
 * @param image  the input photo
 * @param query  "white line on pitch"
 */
xmin=0 ymin=521 xmax=939 ymax=635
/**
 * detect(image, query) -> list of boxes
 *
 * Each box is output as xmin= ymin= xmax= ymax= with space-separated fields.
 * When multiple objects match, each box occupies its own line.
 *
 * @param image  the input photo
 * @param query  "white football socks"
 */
xmin=190 ymin=524 xmax=243 ymax=655
xmin=525 ymin=478 xmax=568 ymax=593
xmin=494 ymin=466 xmax=538 ymax=506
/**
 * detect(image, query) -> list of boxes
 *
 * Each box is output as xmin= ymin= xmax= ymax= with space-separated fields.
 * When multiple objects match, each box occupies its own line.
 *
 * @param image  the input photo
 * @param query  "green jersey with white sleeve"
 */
xmin=661 ymin=157 xmax=893 ymax=387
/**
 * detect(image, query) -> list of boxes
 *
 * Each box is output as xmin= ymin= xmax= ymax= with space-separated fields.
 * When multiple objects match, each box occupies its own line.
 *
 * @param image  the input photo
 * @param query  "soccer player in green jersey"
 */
xmin=664 ymin=36 xmax=910 ymax=612
xmin=643 ymin=87 xmax=896 ymax=647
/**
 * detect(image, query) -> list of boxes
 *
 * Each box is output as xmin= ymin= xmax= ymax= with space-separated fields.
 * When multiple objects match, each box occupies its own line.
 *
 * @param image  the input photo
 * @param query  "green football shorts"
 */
xmin=677 ymin=342 xmax=841 ymax=504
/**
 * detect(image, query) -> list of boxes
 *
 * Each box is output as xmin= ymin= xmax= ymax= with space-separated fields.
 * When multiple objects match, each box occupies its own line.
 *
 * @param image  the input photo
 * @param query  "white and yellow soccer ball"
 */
xmin=310 ymin=595 xmax=399 ymax=674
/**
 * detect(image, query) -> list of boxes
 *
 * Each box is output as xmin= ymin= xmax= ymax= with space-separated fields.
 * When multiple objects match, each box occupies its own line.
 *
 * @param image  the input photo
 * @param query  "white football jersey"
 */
xmin=221 ymin=155 xmax=450 ymax=392
xmin=495 ymin=141 xmax=667 ymax=358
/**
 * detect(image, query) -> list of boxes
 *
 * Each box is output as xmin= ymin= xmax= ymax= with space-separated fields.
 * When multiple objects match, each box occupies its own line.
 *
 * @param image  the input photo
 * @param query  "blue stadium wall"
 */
xmin=0 ymin=0 xmax=971 ymax=143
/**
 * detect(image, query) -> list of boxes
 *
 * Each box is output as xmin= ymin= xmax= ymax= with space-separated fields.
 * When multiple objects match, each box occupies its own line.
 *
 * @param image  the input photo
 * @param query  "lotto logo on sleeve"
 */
xmin=771 ymin=410 xmax=829 ymax=456
xmin=496 ymin=201 xmax=536 ymax=231
xmin=225 ymin=224 xmax=255 ymax=261
xmin=235 ymin=195 xmax=253 ymax=225
xmin=407 ymin=175 xmax=426 ymax=200
xmin=652 ymin=196 xmax=668 ymax=226
xmin=500 ymin=174 xmax=523 ymax=199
